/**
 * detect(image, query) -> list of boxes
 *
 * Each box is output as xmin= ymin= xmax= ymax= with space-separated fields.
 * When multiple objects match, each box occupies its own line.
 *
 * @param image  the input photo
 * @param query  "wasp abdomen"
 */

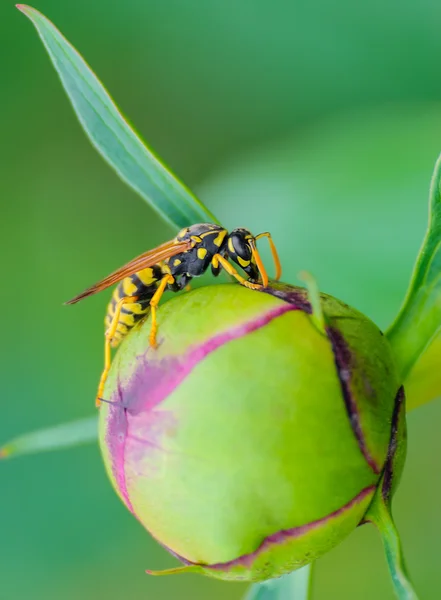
xmin=105 ymin=265 xmax=163 ymax=347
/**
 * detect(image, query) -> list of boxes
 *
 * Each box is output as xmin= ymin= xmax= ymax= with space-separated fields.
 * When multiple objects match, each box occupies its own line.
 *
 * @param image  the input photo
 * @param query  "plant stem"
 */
xmin=367 ymin=497 xmax=418 ymax=600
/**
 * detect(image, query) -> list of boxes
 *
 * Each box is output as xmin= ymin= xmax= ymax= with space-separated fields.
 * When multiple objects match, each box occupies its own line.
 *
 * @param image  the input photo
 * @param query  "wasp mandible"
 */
xmin=66 ymin=223 xmax=282 ymax=406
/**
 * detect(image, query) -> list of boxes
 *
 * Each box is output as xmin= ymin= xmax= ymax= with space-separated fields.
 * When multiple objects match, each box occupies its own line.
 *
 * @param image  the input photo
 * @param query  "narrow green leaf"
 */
xmin=244 ymin=565 xmax=313 ymax=600
xmin=17 ymin=5 xmax=219 ymax=230
xmin=387 ymin=154 xmax=441 ymax=384
xmin=0 ymin=416 xmax=98 ymax=460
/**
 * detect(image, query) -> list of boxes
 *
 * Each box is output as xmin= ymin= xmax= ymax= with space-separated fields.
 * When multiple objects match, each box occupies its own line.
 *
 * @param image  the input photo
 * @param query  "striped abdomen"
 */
xmin=105 ymin=264 xmax=163 ymax=347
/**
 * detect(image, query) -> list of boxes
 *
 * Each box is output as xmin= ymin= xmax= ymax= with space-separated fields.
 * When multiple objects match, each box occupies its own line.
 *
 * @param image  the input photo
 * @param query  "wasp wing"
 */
xmin=65 ymin=239 xmax=191 ymax=304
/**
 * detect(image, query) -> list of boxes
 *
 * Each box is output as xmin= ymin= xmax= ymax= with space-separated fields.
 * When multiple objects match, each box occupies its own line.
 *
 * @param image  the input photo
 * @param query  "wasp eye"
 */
xmin=239 ymin=241 xmax=252 ymax=260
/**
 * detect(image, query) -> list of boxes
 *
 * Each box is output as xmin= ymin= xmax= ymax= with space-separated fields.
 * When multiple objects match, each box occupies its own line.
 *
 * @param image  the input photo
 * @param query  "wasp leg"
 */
xmin=249 ymin=242 xmax=269 ymax=287
xmin=255 ymin=232 xmax=282 ymax=281
xmin=211 ymin=262 xmax=222 ymax=277
xmin=212 ymin=254 xmax=262 ymax=290
xmin=179 ymin=273 xmax=193 ymax=292
xmin=96 ymin=296 xmax=139 ymax=407
xmin=179 ymin=274 xmax=192 ymax=293
xmin=167 ymin=273 xmax=192 ymax=293
xmin=149 ymin=274 xmax=175 ymax=348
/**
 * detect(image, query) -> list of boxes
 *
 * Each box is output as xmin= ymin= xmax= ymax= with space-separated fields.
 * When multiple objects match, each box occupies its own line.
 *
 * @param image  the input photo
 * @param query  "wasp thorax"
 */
xmin=99 ymin=282 xmax=406 ymax=582
xmin=175 ymin=223 xmax=225 ymax=244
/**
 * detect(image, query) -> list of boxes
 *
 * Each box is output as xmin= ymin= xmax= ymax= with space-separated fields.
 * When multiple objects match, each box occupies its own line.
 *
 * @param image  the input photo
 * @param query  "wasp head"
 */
xmin=227 ymin=228 xmax=260 ymax=282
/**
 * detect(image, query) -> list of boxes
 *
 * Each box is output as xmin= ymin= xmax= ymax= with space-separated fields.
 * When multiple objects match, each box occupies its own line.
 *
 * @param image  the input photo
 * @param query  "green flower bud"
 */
xmin=98 ymin=282 xmax=406 ymax=582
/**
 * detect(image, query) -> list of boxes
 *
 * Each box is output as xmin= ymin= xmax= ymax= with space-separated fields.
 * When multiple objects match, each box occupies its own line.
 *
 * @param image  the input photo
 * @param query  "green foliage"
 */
xmin=16 ymin=5 xmax=218 ymax=230
xmin=4 ymin=4 xmax=441 ymax=600
xmin=387 ymin=155 xmax=441 ymax=382
xmin=404 ymin=335 xmax=441 ymax=410
xmin=0 ymin=416 xmax=97 ymax=460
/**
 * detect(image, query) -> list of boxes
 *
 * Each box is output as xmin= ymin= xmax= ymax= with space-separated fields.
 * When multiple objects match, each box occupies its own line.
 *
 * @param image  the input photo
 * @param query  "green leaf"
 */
xmin=244 ymin=565 xmax=313 ymax=600
xmin=387 ymin=154 xmax=441 ymax=384
xmin=0 ymin=416 xmax=97 ymax=460
xmin=17 ymin=5 xmax=219 ymax=230
xmin=404 ymin=332 xmax=441 ymax=411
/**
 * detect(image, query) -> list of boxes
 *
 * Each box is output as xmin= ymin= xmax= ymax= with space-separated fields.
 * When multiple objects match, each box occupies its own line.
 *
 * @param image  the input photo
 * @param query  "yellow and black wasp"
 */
xmin=66 ymin=223 xmax=281 ymax=406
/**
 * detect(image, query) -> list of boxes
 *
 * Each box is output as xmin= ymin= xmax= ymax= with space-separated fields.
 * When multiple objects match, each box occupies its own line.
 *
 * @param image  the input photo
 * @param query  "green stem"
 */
xmin=244 ymin=564 xmax=314 ymax=600
xmin=387 ymin=154 xmax=441 ymax=382
xmin=367 ymin=498 xmax=418 ymax=600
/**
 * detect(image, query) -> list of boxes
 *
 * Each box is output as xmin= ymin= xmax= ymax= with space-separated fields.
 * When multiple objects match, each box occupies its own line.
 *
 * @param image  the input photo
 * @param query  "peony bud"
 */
xmin=98 ymin=282 xmax=406 ymax=582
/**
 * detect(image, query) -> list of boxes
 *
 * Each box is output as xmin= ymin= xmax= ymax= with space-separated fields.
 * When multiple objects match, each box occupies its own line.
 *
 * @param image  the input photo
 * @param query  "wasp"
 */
xmin=66 ymin=223 xmax=281 ymax=406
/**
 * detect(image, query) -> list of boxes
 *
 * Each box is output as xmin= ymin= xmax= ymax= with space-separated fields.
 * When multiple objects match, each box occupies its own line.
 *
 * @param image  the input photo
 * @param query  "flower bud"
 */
xmin=98 ymin=282 xmax=406 ymax=581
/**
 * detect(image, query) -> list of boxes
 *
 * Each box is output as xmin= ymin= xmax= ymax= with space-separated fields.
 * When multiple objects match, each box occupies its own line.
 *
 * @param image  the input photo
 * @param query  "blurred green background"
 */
xmin=2 ymin=0 xmax=441 ymax=598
